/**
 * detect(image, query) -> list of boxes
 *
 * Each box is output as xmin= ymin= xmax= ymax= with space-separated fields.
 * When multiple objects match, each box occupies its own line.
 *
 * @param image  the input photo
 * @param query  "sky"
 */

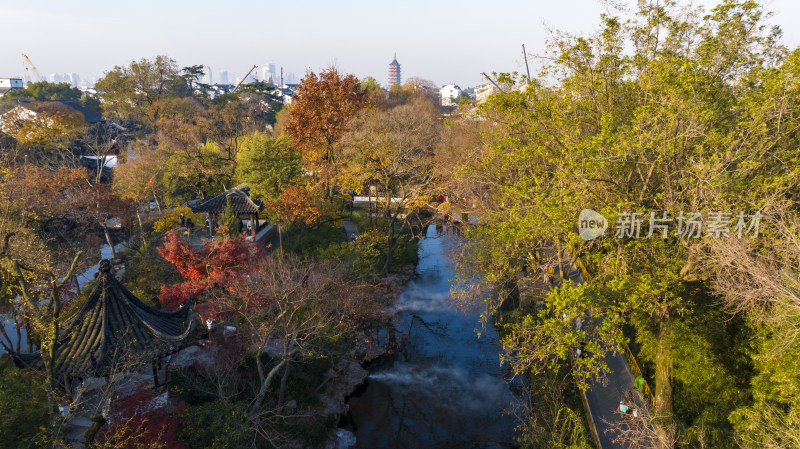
xmin=1 ymin=0 xmax=799 ymax=88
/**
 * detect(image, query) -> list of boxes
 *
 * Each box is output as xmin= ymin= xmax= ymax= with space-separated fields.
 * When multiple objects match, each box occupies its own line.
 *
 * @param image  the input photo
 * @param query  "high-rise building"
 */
xmin=204 ymin=66 xmax=213 ymax=85
xmin=268 ymin=63 xmax=277 ymax=83
xmin=70 ymin=73 xmax=80 ymax=86
xmin=220 ymin=71 xmax=229 ymax=84
xmin=388 ymin=53 xmax=401 ymax=86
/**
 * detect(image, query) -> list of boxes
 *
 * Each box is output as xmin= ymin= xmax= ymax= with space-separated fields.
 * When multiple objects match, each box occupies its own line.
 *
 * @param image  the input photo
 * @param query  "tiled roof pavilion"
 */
xmin=191 ymin=183 xmax=261 ymax=215
xmin=8 ymin=260 xmax=195 ymax=378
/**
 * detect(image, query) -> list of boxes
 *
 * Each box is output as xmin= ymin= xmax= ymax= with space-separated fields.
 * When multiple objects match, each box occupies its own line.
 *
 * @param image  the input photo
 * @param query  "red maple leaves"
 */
xmin=157 ymin=230 xmax=265 ymax=312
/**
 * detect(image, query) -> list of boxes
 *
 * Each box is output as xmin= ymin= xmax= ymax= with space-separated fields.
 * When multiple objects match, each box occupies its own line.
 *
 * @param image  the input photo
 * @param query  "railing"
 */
xmin=621 ymin=341 xmax=656 ymax=408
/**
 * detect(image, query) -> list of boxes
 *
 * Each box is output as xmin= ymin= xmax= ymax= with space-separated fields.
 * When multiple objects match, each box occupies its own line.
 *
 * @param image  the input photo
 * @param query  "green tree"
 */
xmin=95 ymin=55 xmax=180 ymax=128
xmin=0 ymin=359 xmax=49 ymax=449
xmin=0 ymin=81 xmax=81 ymax=104
xmin=235 ymin=132 xmax=303 ymax=202
xmin=448 ymin=1 xmax=798 ymax=446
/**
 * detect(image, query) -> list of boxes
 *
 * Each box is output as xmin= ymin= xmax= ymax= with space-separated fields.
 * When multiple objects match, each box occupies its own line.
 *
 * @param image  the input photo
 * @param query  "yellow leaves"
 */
xmin=152 ymin=207 xmax=203 ymax=234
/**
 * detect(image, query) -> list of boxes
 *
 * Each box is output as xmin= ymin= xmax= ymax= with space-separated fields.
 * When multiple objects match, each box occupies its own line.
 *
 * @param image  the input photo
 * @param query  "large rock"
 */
xmin=335 ymin=428 xmax=357 ymax=449
xmin=318 ymin=360 xmax=368 ymax=417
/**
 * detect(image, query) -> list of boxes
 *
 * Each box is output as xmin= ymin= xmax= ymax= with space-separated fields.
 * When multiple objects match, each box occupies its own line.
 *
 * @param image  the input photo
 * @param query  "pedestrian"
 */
xmin=186 ymin=218 xmax=194 ymax=233
xmin=179 ymin=212 xmax=185 ymax=227
xmin=576 ymin=316 xmax=584 ymax=330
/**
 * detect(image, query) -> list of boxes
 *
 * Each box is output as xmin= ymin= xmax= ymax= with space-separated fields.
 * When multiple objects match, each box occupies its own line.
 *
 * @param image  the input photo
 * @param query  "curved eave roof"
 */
xmin=191 ymin=184 xmax=261 ymax=214
xmin=10 ymin=262 xmax=195 ymax=377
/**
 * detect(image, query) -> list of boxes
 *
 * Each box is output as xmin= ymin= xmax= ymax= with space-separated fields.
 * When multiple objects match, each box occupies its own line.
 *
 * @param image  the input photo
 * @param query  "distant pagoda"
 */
xmin=388 ymin=53 xmax=401 ymax=86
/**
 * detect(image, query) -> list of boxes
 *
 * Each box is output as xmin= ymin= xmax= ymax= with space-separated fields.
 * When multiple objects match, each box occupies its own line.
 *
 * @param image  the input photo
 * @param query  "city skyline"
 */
xmin=2 ymin=0 xmax=800 ymax=89
xmin=14 ymin=63 xmax=300 ymax=89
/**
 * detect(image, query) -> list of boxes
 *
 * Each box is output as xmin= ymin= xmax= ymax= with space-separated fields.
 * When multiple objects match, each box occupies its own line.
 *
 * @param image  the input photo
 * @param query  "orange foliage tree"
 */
xmin=284 ymin=68 xmax=367 ymax=196
xmin=266 ymin=186 xmax=324 ymax=251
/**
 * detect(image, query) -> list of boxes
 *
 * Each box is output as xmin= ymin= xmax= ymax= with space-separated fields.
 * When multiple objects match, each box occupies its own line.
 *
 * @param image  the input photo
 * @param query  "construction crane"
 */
xmin=22 ymin=54 xmax=43 ymax=83
xmin=233 ymin=65 xmax=258 ymax=92
xmin=522 ymin=44 xmax=531 ymax=80
xmin=481 ymin=72 xmax=505 ymax=93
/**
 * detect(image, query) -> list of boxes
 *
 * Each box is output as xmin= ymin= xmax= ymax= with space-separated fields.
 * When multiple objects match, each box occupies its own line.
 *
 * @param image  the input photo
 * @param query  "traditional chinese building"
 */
xmin=191 ymin=183 xmax=262 ymax=236
xmin=389 ymin=54 xmax=401 ymax=86
xmin=7 ymin=260 xmax=195 ymax=384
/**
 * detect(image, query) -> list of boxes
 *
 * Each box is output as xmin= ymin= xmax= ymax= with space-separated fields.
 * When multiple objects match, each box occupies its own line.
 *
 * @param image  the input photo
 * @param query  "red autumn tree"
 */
xmin=157 ymin=230 xmax=265 ymax=312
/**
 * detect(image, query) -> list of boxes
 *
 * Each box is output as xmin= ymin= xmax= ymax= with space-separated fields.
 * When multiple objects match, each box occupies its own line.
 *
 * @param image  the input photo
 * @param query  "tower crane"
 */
xmin=233 ymin=65 xmax=258 ymax=92
xmin=22 ymin=54 xmax=43 ymax=83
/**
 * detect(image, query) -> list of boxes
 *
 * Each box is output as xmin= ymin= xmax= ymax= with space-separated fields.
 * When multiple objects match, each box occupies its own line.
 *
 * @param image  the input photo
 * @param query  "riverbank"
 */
xmin=341 ymin=226 xmax=521 ymax=449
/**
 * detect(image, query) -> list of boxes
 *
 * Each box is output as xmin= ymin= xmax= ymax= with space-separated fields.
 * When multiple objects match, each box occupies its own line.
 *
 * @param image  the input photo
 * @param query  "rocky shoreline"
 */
xmin=319 ymin=262 xmax=417 ymax=449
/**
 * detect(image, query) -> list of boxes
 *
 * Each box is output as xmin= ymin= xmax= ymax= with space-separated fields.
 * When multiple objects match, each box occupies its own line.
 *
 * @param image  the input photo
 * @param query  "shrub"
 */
xmin=177 ymin=400 xmax=252 ymax=449
xmin=0 ymin=359 xmax=49 ymax=449
xmin=119 ymin=242 xmax=182 ymax=307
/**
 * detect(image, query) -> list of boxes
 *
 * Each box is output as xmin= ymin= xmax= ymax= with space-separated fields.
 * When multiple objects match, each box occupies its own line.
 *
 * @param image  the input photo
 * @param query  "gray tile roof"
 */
xmin=7 ymin=260 xmax=195 ymax=377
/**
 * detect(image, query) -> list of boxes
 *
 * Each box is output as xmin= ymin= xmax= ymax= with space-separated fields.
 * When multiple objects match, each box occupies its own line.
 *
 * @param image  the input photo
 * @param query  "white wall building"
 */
xmin=0 ymin=78 xmax=23 ymax=96
xmin=475 ymin=83 xmax=500 ymax=103
xmin=440 ymin=83 xmax=462 ymax=106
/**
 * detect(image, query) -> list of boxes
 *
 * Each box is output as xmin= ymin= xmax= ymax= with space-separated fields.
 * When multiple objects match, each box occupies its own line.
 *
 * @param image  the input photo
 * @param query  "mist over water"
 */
xmin=345 ymin=226 xmax=521 ymax=449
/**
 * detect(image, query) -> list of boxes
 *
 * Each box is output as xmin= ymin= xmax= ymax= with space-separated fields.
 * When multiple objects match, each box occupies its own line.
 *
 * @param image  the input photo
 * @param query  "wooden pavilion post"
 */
xmin=152 ymin=361 xmax=159 ymax=388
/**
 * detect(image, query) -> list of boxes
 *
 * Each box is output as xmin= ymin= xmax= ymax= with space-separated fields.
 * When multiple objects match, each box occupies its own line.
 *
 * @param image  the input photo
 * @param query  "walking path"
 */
xmin=563 ymin=264 xmax=636 ymax=449
xmin=343 ymin=220 xmax=358 ymax=241
xmin=585 ymin=348 xmax=636 ymax=448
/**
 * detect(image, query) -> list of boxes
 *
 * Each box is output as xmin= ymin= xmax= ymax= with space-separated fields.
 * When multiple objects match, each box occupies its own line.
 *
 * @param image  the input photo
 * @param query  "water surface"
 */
xmin=345 ymin=226 xmax=520 ymax=449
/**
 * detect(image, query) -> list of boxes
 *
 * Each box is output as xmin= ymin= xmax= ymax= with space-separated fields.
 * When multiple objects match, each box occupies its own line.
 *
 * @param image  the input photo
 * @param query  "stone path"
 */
xmin=343 ymin=220 xmax=359 ymax=241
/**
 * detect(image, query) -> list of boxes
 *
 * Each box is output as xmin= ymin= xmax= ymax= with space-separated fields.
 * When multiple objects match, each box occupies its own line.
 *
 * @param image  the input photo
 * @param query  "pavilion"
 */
xmin=6 ymin=260 xmax=196 ymax=387
xmin=191 ymin=183 xmax=262 ymax=236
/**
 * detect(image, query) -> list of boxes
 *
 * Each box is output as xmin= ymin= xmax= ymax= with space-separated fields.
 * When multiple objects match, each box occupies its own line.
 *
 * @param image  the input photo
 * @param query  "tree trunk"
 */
xmin=154 ymin=194 xmax=162 ymax=213
xmin=278 ymin=223 xmax=283 ymax=254
xmin=654 ymin=320 xmax=673 ymax=418
xmin=84 ymin=416 xmax=106 ymax=448
xmin=103 ymin=226 xmax=116 ymax=259
xmin=0 ymin=321 xmax=14 ymax=353
xmin=278 ymin=358 xmax=292 ymax=407
xmin=249 ymin=358 xmax=287 ymax=417
xmin=556 ymin=240 xmax=567 ymax=283
xmin=24 ymin=316 xmax=32 ymax=352
xmin=136 ymin=210 xmax=144 ymax=235
xmin=383 ymin=218 xmax=396 ymax=275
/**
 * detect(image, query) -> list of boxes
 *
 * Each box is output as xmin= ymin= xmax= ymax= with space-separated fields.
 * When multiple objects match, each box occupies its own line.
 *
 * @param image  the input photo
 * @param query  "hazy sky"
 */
xmin=1 ymin=0 xmax=798 ymax=88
